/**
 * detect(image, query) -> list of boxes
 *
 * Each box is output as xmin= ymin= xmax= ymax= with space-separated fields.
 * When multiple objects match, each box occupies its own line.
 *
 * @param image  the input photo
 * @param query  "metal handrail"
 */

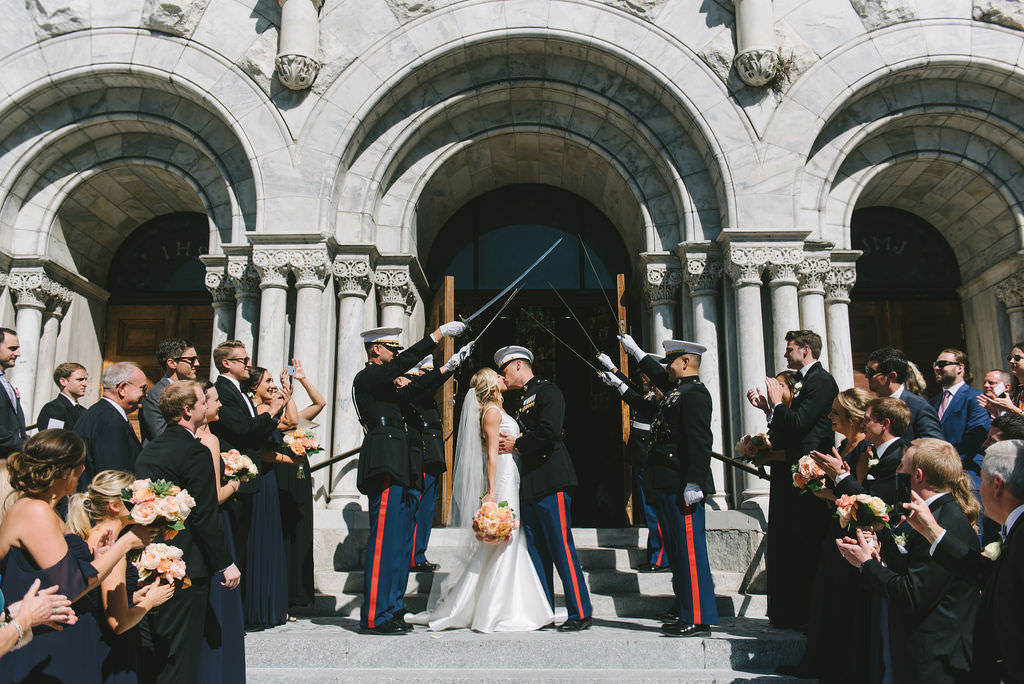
xmin=309 ymin=445 xmax=361 ymax=473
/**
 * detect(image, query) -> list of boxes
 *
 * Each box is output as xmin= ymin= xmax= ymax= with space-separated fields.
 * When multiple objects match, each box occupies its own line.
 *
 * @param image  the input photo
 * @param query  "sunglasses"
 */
xmin=1008 ymin=354 xmax=1024 ymax=363
xmin=226 ymin=357 xmax=250 ymax=365
xmin=176 ymin=356 xmax=201 ymax=366
xmin=863 ymin=367 xmax=882 ymax=378
xmin=933 ymin=361 xmax=959 ymax=369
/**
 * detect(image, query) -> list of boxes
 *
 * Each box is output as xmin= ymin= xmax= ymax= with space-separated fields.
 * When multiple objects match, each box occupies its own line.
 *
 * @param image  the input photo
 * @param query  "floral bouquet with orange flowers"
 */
xmin=221 ymin=449 xmax=259 ymax=483
xmin=835 ymin=494 xmax=891 ymax=532
xmin=791 ymin=455 xmax=827 ymax=493
xmin=472 ymin=501 xmax=519 ymax=544
xmin=281 ymin=429 xmax=322 ymax=480
xmin=735 ymin=433 xmax=772 ymax=462
xmin=133 ymin=542 xmax=191 ymax=589
xmin=120 ymin=479 xmax=195 ymax=540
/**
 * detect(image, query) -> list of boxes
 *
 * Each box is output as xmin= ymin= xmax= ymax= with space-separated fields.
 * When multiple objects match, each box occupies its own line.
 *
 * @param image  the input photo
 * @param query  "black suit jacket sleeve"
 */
xmin=931 ymin=527 xmax=994 ymax=590
xmin=36 ymin=399 xmax=67 ymax=430
xmin=903 ymin=392 xmax=943 ymax=440
xmin=179 ymin=439 xmax=233 ymax=573
xmin=215 ymin=384 xmax=278 ymax=445
xmin=515 ymin=383 xmax=564 ymax=459
xmin=396 ymin=367 xmax=447 ymax=403
xmin=621 ymin=386 xmax=656 ymax=413
xmin=139 ymin=393 xmax=166 ymax=443
xmin=0 ymin=392 xmax=26 ymax=453
xmin=769 ymin=365 xmax=837 ymax=464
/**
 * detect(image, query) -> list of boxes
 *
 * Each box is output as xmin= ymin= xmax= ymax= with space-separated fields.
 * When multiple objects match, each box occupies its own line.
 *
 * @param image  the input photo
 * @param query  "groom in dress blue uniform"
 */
xmin=354 ymin=322 xmax=466 ymax=635
xmin=496 ymin=345 xmax=593 ymax=632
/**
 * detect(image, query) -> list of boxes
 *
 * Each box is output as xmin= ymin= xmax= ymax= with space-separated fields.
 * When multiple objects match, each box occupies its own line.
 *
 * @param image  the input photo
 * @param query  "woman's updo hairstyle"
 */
xmin=66 ymin=470 xmax=134 ymax=539
xmin=7 ymin=429 xmax=86 ymax=497
xmin=471 ymin=367 xmax=502 ymax=414
xmin=245 ymin=367 xmax=270 ymax=396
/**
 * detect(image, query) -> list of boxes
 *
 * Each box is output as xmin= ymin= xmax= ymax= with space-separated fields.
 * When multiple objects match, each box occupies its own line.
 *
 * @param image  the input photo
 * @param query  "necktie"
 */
xmin=0 ymin=373 xmax=16 ymax=407
xmin=1002 ymin=525 xmax=1008 ymax=542
xmin=938 ymin=390 xmax=951 ymax=420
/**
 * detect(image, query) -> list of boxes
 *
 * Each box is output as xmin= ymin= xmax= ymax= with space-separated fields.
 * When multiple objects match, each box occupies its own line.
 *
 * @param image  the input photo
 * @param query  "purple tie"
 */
xmin=938 ymin=390 xmax=951 ymax=420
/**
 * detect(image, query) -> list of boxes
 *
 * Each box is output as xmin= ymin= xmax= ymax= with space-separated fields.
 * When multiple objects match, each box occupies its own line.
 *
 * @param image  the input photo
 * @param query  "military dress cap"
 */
xmin=662 ymin=340 xmax=707 ymax=358
xmin=361 ymin=326 xmax=403 ymax=349
xmin=494 ymin=345 xmax=534 ymax=370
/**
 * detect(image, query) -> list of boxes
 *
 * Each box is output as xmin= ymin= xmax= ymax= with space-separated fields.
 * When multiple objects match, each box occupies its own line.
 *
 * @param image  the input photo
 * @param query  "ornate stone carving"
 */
xmin=996 ymin=274 xmax=1024 ymax=310
xmin=734 ymin=48 xmax=777 ymax=87
xmin=684 ymin=254 xmax=723 ymax=295
xmin=289 ymin=249 xmax=329 ymax=288
xmin=332 ymin=256 xmax=373 ymax=299
xmin=797 ymin=257 xmax=831 ymax=293
xmin=227 ymin=260 xmax=260 ymax=297
xmin=251 ymin=248 xmax=329 ymax=288
xmin=766 ymin=262 xmax=799 ymax=284
xmin=374 ymin=267 xmax=412 ymax=307
xmin=824 ymin=265 xmax=858 ymax=303
xmin=276 ymin=54 xmax=323 ymax=90
xmin=204 ymin=270 xmax=235 ymax=305
xmin=644 ymin=265 xmax=682 ymax=306
xmin=8 ymin=269 xmax=60 ymax=310
xmin=725 ymin=246 xmax=769 ymax=285
xmin=252 ymin=250 xmax=291 ymax=288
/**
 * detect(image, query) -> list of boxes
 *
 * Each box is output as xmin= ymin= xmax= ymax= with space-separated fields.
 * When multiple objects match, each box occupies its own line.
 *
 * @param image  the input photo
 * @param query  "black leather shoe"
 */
xmin=359 ymin=619 xmax=407 ymax=635
xmin=638 ymin=563 xmax=671 ymax=573
xmin=660 ymin=621 xmax=710 ymax=637
xmin=557 ymin=617 xmax=593 ymax=632
xmin=390 ymin=610 xmax=414 ymax=631
xmin=411 ymin=561 xmax=439 ymax=572
xmin=655 ymin=607 xmax=679 ymax=622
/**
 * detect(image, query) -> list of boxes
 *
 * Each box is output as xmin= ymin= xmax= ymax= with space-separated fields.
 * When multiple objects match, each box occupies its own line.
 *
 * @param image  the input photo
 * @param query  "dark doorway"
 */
xmin=849 ymin=207 xmax=965 ymax=398
xmin=427 ymin=185 xmax=632 ymax=527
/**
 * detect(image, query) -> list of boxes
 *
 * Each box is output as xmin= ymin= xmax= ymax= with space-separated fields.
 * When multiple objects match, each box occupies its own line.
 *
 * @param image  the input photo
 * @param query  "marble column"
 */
xmin=732 ymin=0 xmax=777 ymax=86
xmin=767 ymin=251 xmax=801 ymax=370
xmin=204 ymin=269 xmax=235 ymax=380
xmin=825 ymin=262 xmax=859 ymax=391
xmin=329 ymin=254 xmax=373 ymax=508
xmin=276 ymin=0 xmax=323 ymax=90
xmin=684 ymin=250 xmax=728 ymax=510
xmin=374 ymin=266 xmax=412 ymax=334
xmin=289 ymin=248 xmax=329 ymax=409
xmin=996 ymin=274 xmax=1024 ymax=344
xmin=33 ymin=286 xmax=72 ymax=418
xmin=797 ymin=256 xmax=831 ymax=369
xmin=643 ymin=259 xmax=682 ymax=353
xmin=7 ymin=269 xmax=51 ymax=415
xmin=227 ymin=260 xmax=260 ymax=357
xmin=253 ymin=250 xmax=291 ymax=375
xmin=725 ymin=247 xmax=771 ymax=515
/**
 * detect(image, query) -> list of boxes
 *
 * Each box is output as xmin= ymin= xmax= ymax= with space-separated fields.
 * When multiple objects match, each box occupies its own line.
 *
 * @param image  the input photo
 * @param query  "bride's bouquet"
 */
xmin=120 ymin=478 xmax=196 ymax=540
xmin=221 ymin=449 xmax=259 ymax=483
xmin=472 ymin=501 xmax=519 ymax=544
xmin=133 ymin=542 xmax=191 ymax=589
xmin=835 ymin=493 xmax=891 ymax=532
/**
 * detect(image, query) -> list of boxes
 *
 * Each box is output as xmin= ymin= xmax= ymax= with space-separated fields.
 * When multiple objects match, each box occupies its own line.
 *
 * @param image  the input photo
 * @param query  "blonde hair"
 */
xmin=471 ymin=368 xmax=503 ymax=419
xmin=66 ymin=470 xmax=134 ymax=539
xmin=835 ymin=387 xmax=872 ymax=425
xmin=909 ymin=438 xmax=981 ymax=528
xmin=905 ymin=361 xmax=928 ymax=396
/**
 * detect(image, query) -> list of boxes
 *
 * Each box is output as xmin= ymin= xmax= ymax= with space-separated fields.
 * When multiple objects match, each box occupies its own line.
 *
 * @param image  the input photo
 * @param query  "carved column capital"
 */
xmin=252 ymin=249 xmax=291 ymax=289
xmin=44 ymin=282 xmax=73 ymax=320
xmin=332 ymin=255 xmax=373 ymax=299
xmin=996 ymin=274 xmax=1024 ymax=311
xmin=8 ymin=269 xmax=55 ymax=311
xmin=734 ymin=49 xmax=777 ymax=87
xmin=644 ymin=264 xmax=682 ymax=306
xmin=684 ymin=253 xmax=723 ymax=296
xmin=227 ymin=259 xmax=260 ymax=298
xmin=725 ymin=246 xmax=770 ymax=286
xmin=824 ymin=264 xmax=858 ymax=303
xmin=374 ymin=266 xmax=412 ymax=307
xmin=205 ymin=269 xmax=236 ymax=305
xmin=276 ymin=54 xmax=323 ymax=90
xmin=287 ymin=248 xmax=329 ymax=289
xmin=797 ymin=256 xmax=831 ymax=294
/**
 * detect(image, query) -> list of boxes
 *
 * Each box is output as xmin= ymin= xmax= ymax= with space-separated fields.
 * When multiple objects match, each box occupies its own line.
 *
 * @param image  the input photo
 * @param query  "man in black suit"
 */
xmin=836 ymin=438 xmax=980 ymax=684
xmin=140 ymin=338 xmax=199 ymax=443
xmin=209 ymin=340 xmax=284 ymax=577
xmin=747 ymin=329 xmax=838 ymax=630
xmin=36 ymin=361 xmax=88 ymax=431
xmin=136 ymin=380 xmax=240 ymax=684
xmin=73 ymin=361 xmax=146 ymax=486
xmin=0 ymin=328 xmax=26 ymax=459
xmin=865 ymin=348 xmax=943 ymax=441
xmin=905 ymin=438 xmax=1024 ymax=684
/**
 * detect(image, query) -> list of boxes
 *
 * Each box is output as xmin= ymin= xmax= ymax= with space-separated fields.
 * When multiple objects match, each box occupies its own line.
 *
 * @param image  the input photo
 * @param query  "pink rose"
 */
xmin=139 ymin=545 xmax=162 ymax=570
xmin=132 ymin=501 xmax=159 ymax=526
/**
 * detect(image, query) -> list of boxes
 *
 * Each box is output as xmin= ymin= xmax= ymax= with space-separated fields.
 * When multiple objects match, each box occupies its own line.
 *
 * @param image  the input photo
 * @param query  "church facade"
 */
xmin=1 ymin=0 xmax=1023 ymax=517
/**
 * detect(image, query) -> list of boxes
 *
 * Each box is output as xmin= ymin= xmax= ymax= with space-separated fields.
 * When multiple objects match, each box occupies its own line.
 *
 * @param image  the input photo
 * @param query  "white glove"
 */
xmin=683 ymin=483 xmax=704 ymax=506
xmin=439 ymin=321 xmax=467 ymax=338
xmin=596 ymin=353 xmax=616 ymax=372
xmin=444 ymin=341 xmax=474 ymax=372
xmin=599 ymin=371 xmax=627 ymax=395
xmin=618 ymin=334 xmax=644 ymax=361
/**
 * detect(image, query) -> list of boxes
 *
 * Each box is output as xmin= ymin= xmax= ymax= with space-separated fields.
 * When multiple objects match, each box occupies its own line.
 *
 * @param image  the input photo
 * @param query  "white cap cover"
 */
xmin=494 ymin=345 xmax=534 ymax=370
xmin=662 ymin=340 xmax=707 ymax=357
xmin=361 ymin=327 xmax=403 ymax=348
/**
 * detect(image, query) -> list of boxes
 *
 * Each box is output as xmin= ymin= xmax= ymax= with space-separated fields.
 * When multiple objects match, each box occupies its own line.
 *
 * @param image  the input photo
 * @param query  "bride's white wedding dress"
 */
xmin=407 ymin=405 xmax=556 ymax=632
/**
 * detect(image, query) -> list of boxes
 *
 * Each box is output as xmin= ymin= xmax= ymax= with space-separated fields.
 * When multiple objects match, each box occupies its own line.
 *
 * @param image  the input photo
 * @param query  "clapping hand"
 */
xmin=92 ymin=527 xmax=116 ymax=559
xmin=978 ymin=393 xmax=1017 ymax=418
xmin=901 ymin=490 xmax=945 ymax=544
xmin=746 ymin=387 xmax=770 ymax=414
xmin=764 ymin=376 xmax=784 ymax=407
xmin=835 ymin=527 xmax=880 ymax=568
xmin=810 ymin=448 xmax=848 ymax=480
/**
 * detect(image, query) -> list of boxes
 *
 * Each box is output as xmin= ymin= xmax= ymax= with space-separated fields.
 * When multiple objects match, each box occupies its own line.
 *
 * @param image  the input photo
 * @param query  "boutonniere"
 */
xmin=983 ymin=541 xmax=1002 ymax=560
xmin=893 ymin=533 xmax=907 ymax=548
xmin=12 ymin=386 xmax=19 ymax=399
xmin=868 ymin=457 xmax=879 ymax=469
xmin=793 ymin=381 xmax=803 ymax=394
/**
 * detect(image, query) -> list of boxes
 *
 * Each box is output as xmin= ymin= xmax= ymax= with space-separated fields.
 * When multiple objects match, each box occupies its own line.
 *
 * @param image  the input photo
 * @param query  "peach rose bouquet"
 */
xmin=791 ymin=455 xmax=827 ymax=493
xmin=472 ymin=501 xmax=519 ymax=544
xmin=282 ymin=429 xmax=321 ymax=457
xmin=221 ymin=449 xmax=259 ymax=483
xmin=835 ymin=493 xmax=891 ymax=532
xmin=133 ymin=542 xmax=191 ymax=589
xmin=735 ymin=433 xmax=772 ymax=462
xmin=120 ymin=478 xmax=195 ymax=539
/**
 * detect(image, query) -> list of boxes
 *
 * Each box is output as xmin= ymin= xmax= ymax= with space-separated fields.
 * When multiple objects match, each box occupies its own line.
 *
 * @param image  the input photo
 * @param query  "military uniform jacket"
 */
xmin=397 ymin=367 xmax=448 ymax=476
xmin=619 ymin=379 xmax=657 ymax=467
xmin=507 ymin=376 xmax=577 ymax=499
xmin=646 ymin=376 xmax=715 ymax=498
xmin=353 ymin=334 xmax=437 ymax=494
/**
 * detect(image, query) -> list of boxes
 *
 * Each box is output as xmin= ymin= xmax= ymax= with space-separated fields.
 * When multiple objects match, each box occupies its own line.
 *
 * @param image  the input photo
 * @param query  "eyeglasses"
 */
xmin=1008 ymin=354 xmax=1024 ymax=363
xmin=176 ymin=356 xmax=200 ymax=367
xmin=863 ymin=366 xmax=881 ymax=378
xmin=933 ymin=361 xmax=959 ymax=369
xmin=225 ymin=357 xmax=250 ymax=365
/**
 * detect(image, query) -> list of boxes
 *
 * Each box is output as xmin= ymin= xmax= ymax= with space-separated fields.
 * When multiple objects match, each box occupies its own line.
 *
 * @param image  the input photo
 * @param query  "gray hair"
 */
xmin=982 ymin=439 xmax=1024 ymax=500
xmin=102 ymin=362 xmax=141 ymax=390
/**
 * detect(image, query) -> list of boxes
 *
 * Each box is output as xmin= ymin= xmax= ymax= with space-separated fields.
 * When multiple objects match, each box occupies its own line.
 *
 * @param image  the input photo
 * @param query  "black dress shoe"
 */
xmin=359 ymin=618 xmax=407 ymax=635
xmin=411 ymin=561 xmax=439 ymax=572
xmin=655 ymin=607 xmax=679 ymax=622
xmin=638 ymin=563 xmax=671 ymax=573
xmin=556 ymin=617 xmax=593 ymax=632
xmin=660 ymin=621 xmax=710 ymax=637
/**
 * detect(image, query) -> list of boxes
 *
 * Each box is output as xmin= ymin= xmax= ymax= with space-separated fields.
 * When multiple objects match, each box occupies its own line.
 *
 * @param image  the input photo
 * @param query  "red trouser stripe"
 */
xmin=683 ymin=505 xmax=701 ymax=625
xmin=410 ymin=524 xmax=418 ymax=568
xmin=655 ymin=520 xmax=665 ymax=566
xmin=557 ymin=492 xmax=584 ymax=617
xmin=367 ymin=482 xmax=391 ymax=628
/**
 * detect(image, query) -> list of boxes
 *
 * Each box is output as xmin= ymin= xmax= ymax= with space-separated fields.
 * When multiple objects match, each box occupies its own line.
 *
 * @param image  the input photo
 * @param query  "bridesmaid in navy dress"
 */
xmin=66 ymin=469 xmax=175 ymax=684
xmin=242 ymin=368 xmax=288 ymax=629
xmin=196 ymin=382 xmax=246 ymax=682
xmin=0 ymin=430 xmax=153 ymax=684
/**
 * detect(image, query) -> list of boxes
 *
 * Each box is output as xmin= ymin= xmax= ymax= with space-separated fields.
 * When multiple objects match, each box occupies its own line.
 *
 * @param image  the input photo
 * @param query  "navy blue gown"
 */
xmin=0 ymin=534 xmax=102 ymax=684
xmin=198 ymin=507 xmax=246 ymax=682
xmin=95 ymin=563 xmax=140 ymax=684
xmin=243 ymin=460 xmax=288 ymax=629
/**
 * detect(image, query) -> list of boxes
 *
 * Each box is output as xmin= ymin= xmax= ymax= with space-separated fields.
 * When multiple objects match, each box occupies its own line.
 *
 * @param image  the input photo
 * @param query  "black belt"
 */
xmin=369 ymin=416 xmax=404 ymax=430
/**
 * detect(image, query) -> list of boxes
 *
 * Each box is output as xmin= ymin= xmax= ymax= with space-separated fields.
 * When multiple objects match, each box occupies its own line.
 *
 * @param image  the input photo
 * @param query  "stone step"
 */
xmin=245 ymin=617 xmax=804 ymax=675
xmin=246 ymin=667 xmax=806 ymax=683
xmin=296 ymin=589 xmax=768 ymax=619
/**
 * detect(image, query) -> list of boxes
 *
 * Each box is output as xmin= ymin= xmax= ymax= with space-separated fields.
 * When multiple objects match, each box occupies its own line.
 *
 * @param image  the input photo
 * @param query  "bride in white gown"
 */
xmin=406 ymin=368 xmax=557 ymax=632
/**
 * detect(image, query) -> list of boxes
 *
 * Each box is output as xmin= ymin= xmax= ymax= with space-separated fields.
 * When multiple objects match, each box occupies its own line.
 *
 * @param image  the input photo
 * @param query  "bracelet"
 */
xmin=5 ymin=618 xmax=25 ymax=648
